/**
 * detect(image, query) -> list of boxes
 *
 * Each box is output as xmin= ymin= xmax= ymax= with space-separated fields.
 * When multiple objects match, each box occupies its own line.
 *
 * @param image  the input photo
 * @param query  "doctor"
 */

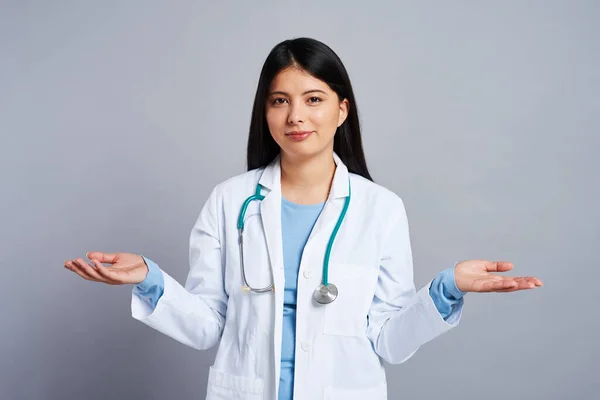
xmin=64 ymin=38 xmax=543 ymax=400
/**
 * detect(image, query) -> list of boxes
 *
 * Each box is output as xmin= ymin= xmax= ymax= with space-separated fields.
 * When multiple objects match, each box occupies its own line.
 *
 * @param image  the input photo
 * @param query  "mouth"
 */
xmin=285 ymin=131 xmax=313 ymax=141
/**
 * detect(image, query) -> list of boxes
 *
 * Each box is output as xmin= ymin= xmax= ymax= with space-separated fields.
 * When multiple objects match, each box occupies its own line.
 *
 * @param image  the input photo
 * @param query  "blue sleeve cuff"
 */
xmin=440 ymin=265 xmax=466 ymax=300
xmin=136 ymin=256 xmax=162 ymax=291
xmin=134 ymin=256 xmax=165 ymax=309
xmin=429 ymin=265 xmax=466 ymax=320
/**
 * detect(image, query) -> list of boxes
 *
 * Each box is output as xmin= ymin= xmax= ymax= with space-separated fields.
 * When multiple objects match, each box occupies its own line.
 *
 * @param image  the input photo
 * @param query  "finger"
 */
xmin=66 ymin=259 xmax=98 ymax=281
xmin=485 ymin=261 xmax=513 ymax=273
xmin=75 ymin=258 xmax=119 ymax=283
xmin=513 ymin=277 xmax=539 ymax=289
xmin=67 ymin=259 xmax=101 ymax=282
xmin=469 ymin=276 xmax=515 ymax=292
xmin=487 ymin=278 xmax=518 ymax=291
xmin=518 ymin=276 xmax=543 ymax=287
xmin=494 ymin=284 xmax=538 ymax=292
xmin=493 ymin=287 xmax=526 ymax=293
xmin=91 ymin=259 xmax=128 ymax=284
xmin=64 ymin=260 xmax=76 ymax=273
xmin=86 ymin=252 xmax=119 ymax=264
xmin=488 ymin=277 xmax=541 ymax=292
xmin=493 ymin=275 xmax=538 ymax=284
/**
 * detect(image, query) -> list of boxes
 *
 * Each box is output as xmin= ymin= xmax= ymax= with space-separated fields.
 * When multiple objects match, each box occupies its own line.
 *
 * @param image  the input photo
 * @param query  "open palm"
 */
xmin=64 ymin=252 xmax=148 ymax=285
xmin=455 ymin=260 xmax=543 ymax=293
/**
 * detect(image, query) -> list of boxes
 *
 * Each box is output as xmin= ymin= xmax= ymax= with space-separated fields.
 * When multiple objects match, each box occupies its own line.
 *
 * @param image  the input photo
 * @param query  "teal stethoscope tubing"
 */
xmin=237 ymin=180 xmax=351 ymax=294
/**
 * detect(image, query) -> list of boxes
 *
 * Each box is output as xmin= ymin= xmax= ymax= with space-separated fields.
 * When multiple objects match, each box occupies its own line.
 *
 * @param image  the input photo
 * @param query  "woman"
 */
xmin=64 ymin=38 xmax=542 ymax=400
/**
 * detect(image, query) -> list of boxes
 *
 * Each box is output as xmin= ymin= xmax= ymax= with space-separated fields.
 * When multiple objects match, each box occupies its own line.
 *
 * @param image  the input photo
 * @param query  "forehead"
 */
xmin=269 ymin=67 xmax=331 ymax=93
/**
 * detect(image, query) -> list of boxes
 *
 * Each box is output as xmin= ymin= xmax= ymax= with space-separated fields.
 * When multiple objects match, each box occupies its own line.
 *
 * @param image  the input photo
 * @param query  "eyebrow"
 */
xmin=268 ymin=89 xmax=328 ymax=96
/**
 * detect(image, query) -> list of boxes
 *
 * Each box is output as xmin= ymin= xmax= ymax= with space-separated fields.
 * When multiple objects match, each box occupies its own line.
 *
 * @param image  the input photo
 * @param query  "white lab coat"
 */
xmin=131 ymin=152 xmax=462 ymax=400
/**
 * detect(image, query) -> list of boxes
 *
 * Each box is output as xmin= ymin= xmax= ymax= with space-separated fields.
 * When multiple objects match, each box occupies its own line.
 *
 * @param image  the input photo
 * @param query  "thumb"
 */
xmin=485 ymin=261 xmax=514 ymax=273
xmin=86 ymin=252 xmax=119 ymax=264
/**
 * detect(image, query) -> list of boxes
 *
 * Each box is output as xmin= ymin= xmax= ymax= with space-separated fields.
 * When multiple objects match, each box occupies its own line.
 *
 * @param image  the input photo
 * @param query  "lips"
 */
xmin=285 ymin=131 xmax=313 ymax=141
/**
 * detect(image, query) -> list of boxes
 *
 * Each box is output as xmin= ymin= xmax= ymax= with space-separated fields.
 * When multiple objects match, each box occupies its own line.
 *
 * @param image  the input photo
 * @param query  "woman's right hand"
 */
xmin=64 ymin=252 xmax=149 ymax=285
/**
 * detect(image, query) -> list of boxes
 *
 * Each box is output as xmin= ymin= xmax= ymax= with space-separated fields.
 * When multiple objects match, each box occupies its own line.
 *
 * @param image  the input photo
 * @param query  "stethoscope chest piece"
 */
xmin=313 ymin=283 xmax=338 ymax=304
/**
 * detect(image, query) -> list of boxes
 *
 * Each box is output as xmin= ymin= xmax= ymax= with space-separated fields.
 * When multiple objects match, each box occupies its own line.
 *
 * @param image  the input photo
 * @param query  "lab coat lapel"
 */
xmin=258 ymin=155 xmax=285 ymax=286
xmin=257 ymin=152 xmax=350 ymax=278
xmin=259 ymin=193 xmax=284 ymax=289
xmin=257 ymin=155 xmax=285 ymax=398
xmin=309 ymin=152 xmax=350 ymax=243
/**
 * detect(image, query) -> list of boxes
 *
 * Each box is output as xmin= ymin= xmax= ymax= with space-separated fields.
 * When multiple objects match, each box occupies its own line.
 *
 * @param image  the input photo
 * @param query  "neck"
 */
xmin=280 ymin=151 xmax=336 ymax=204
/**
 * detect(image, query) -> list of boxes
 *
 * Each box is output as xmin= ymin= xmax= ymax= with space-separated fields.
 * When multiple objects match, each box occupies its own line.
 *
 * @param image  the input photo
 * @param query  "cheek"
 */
xmin=266 ymin=109 xmax=286 ymax=130
xmin=314 ymin=106 xmax=340 ymax=132
xmin=265 ymin=109 xmax=291 ymax=149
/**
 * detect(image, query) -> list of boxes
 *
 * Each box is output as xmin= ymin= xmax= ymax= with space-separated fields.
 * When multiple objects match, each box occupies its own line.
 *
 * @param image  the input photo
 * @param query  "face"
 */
xmin=265 ymin=67 xmax=349 ymax=161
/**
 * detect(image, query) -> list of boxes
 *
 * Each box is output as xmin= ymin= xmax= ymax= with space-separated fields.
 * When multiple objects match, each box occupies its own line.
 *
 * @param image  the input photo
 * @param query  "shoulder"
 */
xmin=209 ymin=168 xmax=264 ymax=199
xmin=196 ymin=169 xmax=263 ymax=221
xmin=348 ymin=173 xmax=410 ymax=235
xmin=349 ymin=173 xmax=406 ymax=211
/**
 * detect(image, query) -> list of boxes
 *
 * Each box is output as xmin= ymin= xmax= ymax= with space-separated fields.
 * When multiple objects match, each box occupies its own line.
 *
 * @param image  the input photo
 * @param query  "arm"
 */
xmin=366 ymin=199 xmax=463 ymax=364
xmin=130 ymin=187 xmax=228 ymax=350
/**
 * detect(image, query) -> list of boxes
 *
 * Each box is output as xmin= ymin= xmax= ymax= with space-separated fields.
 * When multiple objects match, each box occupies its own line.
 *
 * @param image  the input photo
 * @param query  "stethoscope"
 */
xmin=237 ymin=180 xmax=351 ymax=304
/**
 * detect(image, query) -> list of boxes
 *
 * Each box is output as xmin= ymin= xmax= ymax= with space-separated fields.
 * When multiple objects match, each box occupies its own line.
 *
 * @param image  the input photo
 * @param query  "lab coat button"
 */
xmin=301 ymin=341 xmax=310 ymax=351
xmin=303 ymin=270 xmax=313 ymax=279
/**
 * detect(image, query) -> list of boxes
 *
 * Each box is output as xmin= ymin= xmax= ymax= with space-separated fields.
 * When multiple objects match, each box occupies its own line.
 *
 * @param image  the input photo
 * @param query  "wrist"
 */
xmin=449 ymin=263 xmax=466 ymax=297
xmin=136 ymin=255 xmax=150 ymax=285
xmin=136 ymin=256 xmax=162 ymax=291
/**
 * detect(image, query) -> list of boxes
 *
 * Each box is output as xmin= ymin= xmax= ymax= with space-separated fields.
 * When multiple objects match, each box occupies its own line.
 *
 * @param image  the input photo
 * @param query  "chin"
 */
xmin=280 ymin=144 xmax=330 ymax=161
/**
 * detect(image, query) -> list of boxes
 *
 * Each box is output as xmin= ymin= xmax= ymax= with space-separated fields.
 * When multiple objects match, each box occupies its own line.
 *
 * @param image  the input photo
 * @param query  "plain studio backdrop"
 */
xmin=1 ymin=1 xmax=597 ymax=399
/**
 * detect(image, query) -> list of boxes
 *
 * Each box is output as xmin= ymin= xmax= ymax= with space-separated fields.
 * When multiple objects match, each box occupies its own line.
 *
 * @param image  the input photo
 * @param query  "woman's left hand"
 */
xmin=454 ymin=260 xmax=543 ymax=293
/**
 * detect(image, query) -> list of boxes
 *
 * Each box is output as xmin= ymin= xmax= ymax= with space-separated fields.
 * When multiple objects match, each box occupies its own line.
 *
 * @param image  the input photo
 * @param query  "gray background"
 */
xmin=1 ymin=1 xmax=598 ymax=399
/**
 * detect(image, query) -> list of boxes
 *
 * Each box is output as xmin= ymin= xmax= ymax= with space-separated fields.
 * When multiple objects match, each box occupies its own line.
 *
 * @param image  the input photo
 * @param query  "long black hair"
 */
xmin=246 ymin=37 xmax=373 ymax=182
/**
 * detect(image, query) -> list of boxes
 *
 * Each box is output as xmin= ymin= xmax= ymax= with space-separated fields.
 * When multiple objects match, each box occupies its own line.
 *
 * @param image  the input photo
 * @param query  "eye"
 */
xmin=272 ymin=97 xmax=288 ymax=105
xmin=308 ymin=97 xmax=322 ymax=104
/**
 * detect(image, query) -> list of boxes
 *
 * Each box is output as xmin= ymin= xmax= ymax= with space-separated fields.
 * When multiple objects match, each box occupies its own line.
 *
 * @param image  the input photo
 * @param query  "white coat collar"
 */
xmin=257 ymin=151 xmax=350 ymax=199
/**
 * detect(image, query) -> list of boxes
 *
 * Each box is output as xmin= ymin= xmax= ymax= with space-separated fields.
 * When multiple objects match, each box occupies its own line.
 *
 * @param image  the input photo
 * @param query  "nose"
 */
xmin=288 ymin=115 xmax=303 ymax=124
xmin=287 ymin=103 xmax=304 ymax=124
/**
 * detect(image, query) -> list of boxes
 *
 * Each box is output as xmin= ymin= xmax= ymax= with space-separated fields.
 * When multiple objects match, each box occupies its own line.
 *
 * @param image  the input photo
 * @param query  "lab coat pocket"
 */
xmin=324 ymin=382 xmax=387 ymax=400
xmin=322 ymin=263 xmax=378 ymax=337
xmin=206 ymin=366 xmax=264 ymax=400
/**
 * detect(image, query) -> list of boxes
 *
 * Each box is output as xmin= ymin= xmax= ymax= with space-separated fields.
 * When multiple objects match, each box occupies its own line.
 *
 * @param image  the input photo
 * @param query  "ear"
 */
xmin=337 ymin=98 xmax=349 ymax=127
